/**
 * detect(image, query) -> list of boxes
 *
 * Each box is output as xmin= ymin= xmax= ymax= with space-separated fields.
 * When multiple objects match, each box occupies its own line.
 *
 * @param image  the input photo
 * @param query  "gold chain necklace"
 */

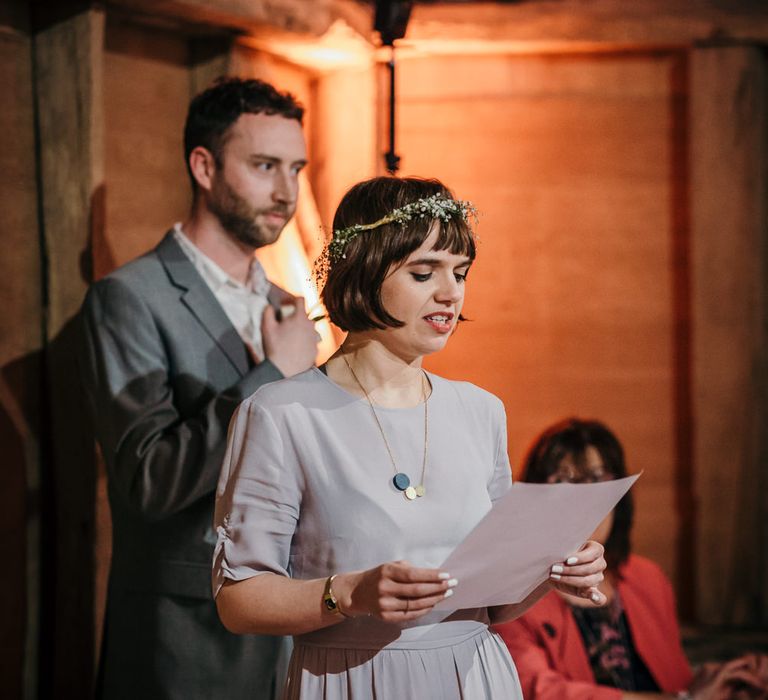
xmin=342 ymin=355 xmax=428 ymax=501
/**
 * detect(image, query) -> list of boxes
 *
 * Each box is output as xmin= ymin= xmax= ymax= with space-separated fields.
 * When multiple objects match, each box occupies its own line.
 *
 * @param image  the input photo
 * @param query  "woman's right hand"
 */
xmin=689 ymin=655 xmax=768 ymax=700
xmin=333 ymin=560 xmax=457 ymax=622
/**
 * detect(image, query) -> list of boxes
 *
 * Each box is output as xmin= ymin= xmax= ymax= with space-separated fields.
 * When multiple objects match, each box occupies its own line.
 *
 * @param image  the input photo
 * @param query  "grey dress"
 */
xmin=213 ymin=367 xmax=523 ymax=699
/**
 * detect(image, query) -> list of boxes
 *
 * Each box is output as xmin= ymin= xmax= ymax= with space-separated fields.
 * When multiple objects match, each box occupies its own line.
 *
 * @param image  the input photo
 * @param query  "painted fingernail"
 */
xmin=550 ymin=573 xmax=561 ymax=581
xmin=443 ymin=588 xmax=454 ymax=598
xmin=438 ymin=572 xmax=451 ymax=580
xmin=551 ymin=565 xmax=564 ymax=574
xmin=447 ymin=578 xmax=459 ymax=588
xmin=566 ymin=557 xmax=579 ymax=565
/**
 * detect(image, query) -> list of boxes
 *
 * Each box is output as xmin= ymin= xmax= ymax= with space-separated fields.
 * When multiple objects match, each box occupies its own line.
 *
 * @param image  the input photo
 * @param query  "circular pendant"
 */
xmin=404 ymin=486 xmax=418 ymax=500
xmin=392 ymin=473 xmax=411 ymax=491
xmin=415 ymin=484 xmax=426 ymax=497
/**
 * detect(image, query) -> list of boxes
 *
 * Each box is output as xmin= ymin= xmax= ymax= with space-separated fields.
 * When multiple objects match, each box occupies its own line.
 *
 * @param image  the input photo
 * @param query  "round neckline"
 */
xmin=312 ymin=365 xmax=437 ymax=412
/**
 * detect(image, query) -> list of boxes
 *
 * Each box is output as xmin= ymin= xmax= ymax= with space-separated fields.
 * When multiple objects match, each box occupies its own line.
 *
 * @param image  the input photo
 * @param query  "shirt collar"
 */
xmin=173 ymin=223 xmax=269 ymax=296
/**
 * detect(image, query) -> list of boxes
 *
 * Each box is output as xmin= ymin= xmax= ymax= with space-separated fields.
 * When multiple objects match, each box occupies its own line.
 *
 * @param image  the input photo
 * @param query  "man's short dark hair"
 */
xmin=321 ymin=176 xmax=476 ymax=333
xmin=183 ymin=77 xmax=304 ymax=187
xmin=521 ymin=418 xmax=634 ymax=573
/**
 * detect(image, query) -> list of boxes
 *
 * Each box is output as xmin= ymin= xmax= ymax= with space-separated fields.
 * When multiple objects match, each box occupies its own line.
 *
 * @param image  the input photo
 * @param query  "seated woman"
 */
xmin=212 ymin=177 xmax=607 ymax=699
xmin=493 ymin=418 xmax=767 ymax=700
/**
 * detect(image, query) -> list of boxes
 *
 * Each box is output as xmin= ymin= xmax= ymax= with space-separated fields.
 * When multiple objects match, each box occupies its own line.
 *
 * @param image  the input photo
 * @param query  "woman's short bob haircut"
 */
xmin=520 ymin=418 xmax=634 ymax=574
xmin=320 ymin=176 xmax=476 ymax=332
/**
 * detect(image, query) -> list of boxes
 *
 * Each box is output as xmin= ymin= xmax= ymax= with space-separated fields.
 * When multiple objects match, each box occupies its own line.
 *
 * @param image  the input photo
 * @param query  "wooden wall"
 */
xmin=0 ymin=8 xmax=42 ymax=699
xmin=412 ymin=50 xmax=683 ymax=584
xmin=690 ymin=47 xmax=768 ymax=625
xmin=100 ymin=19 xmax=192 ymax=273
xmin=1 ymin=1 xmax=767 ymax=697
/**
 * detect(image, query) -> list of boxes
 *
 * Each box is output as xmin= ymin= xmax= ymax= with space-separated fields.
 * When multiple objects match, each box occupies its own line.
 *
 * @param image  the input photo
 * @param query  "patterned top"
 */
xmin=571 ymin=592 xmax=659 ymax=692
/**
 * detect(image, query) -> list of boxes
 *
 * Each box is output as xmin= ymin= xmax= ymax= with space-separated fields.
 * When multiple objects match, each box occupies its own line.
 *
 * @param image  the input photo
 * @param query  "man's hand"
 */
xmin=261 ymin=296 xmax=319 ymax=377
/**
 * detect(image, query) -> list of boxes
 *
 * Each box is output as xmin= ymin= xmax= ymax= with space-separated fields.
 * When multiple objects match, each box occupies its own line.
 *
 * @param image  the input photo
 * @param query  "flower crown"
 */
xmin=328 ymin=193 xmax=478 ymax=262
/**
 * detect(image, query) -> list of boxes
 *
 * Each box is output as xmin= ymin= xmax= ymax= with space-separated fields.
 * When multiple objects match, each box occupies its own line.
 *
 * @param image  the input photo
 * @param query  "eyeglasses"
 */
xmin=546 ymin=471 xmax=613 ymax=485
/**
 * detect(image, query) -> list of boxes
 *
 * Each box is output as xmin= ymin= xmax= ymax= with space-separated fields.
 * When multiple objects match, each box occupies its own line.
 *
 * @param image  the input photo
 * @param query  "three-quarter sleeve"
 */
xmin=212 ymin=396 xmax=302 ymax=597
xmin=488 ymin=399 xmax=513 ymax=503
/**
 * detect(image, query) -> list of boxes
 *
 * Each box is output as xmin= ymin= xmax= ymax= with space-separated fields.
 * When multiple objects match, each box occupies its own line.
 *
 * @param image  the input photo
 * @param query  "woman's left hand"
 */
xmin=548 ymin=540 xmax=607 ymax=605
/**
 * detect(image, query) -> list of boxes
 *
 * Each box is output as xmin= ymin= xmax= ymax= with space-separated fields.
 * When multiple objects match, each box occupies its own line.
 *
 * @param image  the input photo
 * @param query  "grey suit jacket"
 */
xmin=79 ymin=232 xmax=284 ymax=697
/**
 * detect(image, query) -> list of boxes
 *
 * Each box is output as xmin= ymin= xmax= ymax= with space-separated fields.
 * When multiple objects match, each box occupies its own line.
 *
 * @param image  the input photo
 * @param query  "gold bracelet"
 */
xmin=322 ymin=575 xmax=351 ymax=617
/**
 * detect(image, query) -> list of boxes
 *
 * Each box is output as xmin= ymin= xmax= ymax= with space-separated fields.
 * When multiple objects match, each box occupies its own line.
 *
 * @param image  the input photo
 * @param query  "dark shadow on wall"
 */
xmin=0 ymin=343 xmax=96 ymax=700
xmin=39 ymin=313 xmax=99 ymax=698
xmin=21 ymin=183 xmax=112 ymax=699
xmin=0 ymin=351 xmax=42 ymax=700
xmin=0 ymin=333 xmax=93 ymax=700
xmin=668 ymin=50 xmax=696 ymax=624
xmin=34 ymin=184 xmax=115 ymax=698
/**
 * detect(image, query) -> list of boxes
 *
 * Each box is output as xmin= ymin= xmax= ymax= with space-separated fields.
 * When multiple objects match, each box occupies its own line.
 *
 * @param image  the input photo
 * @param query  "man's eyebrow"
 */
xmin=250 ymin=154 xmax=279 ymax=162
xmin=250 ymin=154 xmax=308 ymax=167
xmin=407 ymin=257 xmax=471 ymax=267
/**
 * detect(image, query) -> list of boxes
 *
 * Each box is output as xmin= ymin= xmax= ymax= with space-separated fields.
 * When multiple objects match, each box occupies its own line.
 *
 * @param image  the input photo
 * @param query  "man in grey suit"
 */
xmin=79 ymin=78 xmax=319 ymax=699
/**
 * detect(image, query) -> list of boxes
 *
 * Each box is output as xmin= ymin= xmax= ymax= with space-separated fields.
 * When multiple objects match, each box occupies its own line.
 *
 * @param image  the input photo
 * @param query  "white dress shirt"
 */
xmin=173 ymin=224 xmax=271 ymax=361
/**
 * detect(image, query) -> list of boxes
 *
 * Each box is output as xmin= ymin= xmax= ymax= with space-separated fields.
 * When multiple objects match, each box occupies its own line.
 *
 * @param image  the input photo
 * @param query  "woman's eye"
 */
xmin=255 ymin=162 xmax=273 ymax=171
xmin=454 ymin=272 xmax=468 ymax=282
xmin=411 ymin=273 xmax=432 ymax=282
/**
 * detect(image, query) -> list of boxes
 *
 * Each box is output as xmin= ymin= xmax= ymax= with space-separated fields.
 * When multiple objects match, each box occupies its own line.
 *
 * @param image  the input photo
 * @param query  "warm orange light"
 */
xmin=241 ymin=20 xmax=373 ymax=73
xmin=255 ymin=177 xmax=340 ymax=364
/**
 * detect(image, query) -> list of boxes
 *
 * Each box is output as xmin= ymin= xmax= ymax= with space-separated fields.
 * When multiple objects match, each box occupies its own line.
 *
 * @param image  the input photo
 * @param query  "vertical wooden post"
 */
xmin=690 ymin=46 xmax=768 ymax=625
xmin=669 ymin=51 xmax=696 ymax=623
xmin=0 ymin=8 xmax=43 ymax=700
xmin=33 ymin=7 xmax=104 ymax=695
xmin=312 ymin=65 xmax=377 ymax=228
xmin=190 ymin=35 xmax=233 ymax=97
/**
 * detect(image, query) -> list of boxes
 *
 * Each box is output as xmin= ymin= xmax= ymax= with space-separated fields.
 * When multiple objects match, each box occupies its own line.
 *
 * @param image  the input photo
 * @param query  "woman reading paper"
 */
xmin=213 ymin=176 xmax=608 ymax=698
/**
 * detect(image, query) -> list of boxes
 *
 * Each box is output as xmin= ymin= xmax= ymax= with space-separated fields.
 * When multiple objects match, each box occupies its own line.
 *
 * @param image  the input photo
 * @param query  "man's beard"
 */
xmin=209 ymin=179 xmax=291 ymax=249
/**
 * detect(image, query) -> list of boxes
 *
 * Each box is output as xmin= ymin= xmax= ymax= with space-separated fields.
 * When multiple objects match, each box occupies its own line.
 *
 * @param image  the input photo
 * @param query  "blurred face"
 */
xmin=550 ymin=446 xmax=614 ymax=544
xmin=548 ymin=446 xmax=609 ymax=484
xmin=376 ymin=224 xmax=471 ymax=361
xmin=207 ymin=112 xmax=307 ymax=249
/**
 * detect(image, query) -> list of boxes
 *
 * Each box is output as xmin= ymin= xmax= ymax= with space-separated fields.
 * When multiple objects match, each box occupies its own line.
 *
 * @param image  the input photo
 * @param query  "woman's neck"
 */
xmin=326 ymin=337 xmax=428 ymax=408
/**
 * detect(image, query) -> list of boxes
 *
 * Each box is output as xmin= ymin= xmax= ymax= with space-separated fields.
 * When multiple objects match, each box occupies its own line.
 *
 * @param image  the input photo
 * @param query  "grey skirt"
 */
xmin=283 ymin=624 xmax=522 ymax=699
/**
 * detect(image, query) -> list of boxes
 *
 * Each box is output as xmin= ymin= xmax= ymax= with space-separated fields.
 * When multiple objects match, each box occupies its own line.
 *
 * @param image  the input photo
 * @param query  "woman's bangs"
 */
xmin=432 ymin=217 xmax=476 ymax=259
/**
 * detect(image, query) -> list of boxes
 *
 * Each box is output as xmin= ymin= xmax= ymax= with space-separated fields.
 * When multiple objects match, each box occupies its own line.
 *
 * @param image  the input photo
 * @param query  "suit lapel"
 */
xmin=156 ymin=232 xmax=251 ymax=376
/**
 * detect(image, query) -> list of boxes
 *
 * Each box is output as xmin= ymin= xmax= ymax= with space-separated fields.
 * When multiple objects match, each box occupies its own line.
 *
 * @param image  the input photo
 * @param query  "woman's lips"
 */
xmin=423 ymin=313 xmax=454 ymax=333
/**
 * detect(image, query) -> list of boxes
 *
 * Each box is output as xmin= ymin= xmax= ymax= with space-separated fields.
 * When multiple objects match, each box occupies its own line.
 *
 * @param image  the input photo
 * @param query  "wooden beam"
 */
xmin=690 ymin=46 xmax=768 ymax=625
xmin=0 ymin=7 xmax=42 ymax=698
xmin=101 ymin=0 xmax=768 ymax=46
xmin=406 ymin=1 xmax=768 ymax=45
xmin=104 ymin=0 xmax=342 ymax=37
xmin=189 ymin=35 xmax=234 ymax=95
xmin=32 ymin=8 xmax=104 ymax=695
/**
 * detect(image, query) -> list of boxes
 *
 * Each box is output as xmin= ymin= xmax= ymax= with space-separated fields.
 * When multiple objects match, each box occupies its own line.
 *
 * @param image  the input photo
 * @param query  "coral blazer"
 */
xmin=493 ymin=555 xmax=693 ymax=700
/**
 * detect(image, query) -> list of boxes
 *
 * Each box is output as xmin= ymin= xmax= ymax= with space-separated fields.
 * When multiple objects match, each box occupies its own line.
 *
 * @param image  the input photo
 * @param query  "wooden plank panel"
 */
xmin=0 ymin=24 xmax=42 ymax=700
xmin=691 ymin=46 xmax=768 ymax=626
xmin=399 ymin=51 xmax=681 ymax=582
xmin=33 ymin=9 xmax=104 ymax=695
xmin=102 ymin=19 xmax=190 ymax=271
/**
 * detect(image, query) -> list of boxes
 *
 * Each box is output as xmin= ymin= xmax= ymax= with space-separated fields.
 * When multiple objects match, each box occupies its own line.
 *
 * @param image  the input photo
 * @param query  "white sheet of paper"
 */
xmin=435 ymin=474 xmax=639 ymax=610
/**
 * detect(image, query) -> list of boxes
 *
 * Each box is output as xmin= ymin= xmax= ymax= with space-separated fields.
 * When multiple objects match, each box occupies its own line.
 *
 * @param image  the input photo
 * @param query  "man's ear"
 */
xmin=189 ymin=146 xmax=217 ymax=192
